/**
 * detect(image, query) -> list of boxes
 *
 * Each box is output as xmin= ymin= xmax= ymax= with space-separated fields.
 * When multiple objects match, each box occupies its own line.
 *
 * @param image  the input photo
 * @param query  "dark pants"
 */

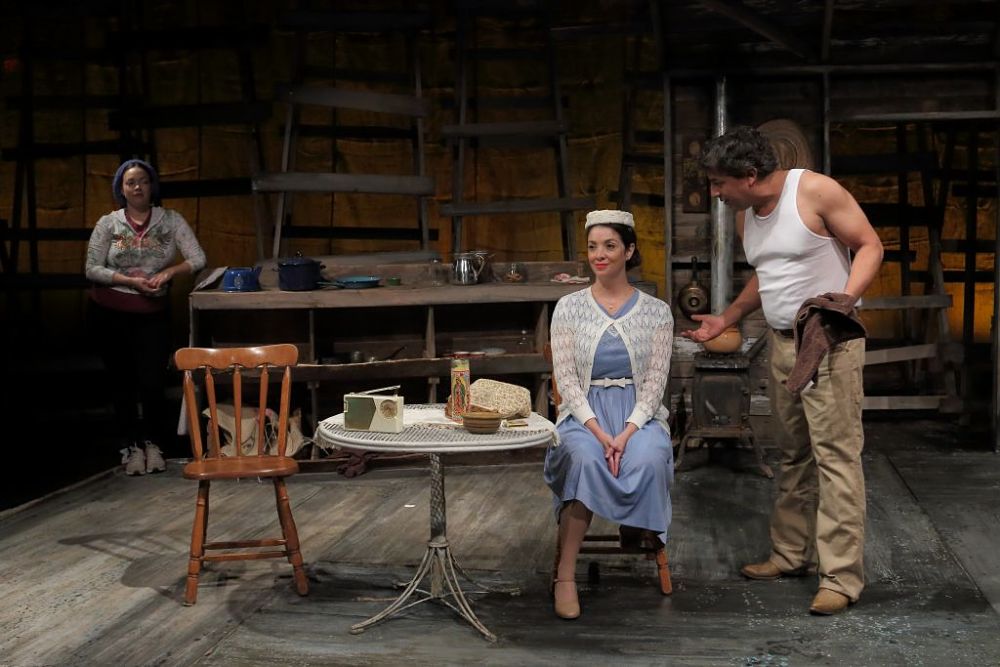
xmin=88 ymin=300 xmax=172 ymax=449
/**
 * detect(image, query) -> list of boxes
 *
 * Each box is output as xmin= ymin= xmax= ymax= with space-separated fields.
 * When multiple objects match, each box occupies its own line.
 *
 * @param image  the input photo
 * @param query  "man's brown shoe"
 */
xmin=809 ymin=589 xmax=851 ymax=615
xmin=740 ymin=560 xmax=783 ymax=580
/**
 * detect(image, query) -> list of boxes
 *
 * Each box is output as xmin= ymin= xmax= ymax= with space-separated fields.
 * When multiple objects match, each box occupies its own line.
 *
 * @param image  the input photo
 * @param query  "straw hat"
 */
xmin=757 ymin=119 xmax=814 ymax=170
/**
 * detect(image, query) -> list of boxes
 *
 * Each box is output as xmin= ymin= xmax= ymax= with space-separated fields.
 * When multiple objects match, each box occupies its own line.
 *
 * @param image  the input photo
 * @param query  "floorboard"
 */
xmin=1 ymin=420 xmax=999 ymax=666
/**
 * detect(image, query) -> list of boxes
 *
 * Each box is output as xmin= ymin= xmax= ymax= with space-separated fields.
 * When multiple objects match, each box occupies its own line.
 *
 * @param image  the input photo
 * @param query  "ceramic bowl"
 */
xmin=702 ymin=326 xmax=742 ymax=354
xmin=462 ymin=410 xmax=502 ymax=434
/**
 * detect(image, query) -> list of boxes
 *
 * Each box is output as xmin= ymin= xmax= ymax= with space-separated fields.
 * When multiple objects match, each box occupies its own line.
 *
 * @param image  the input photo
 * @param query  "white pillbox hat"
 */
xmin=585 ymin=209 xmax=635 ymax=229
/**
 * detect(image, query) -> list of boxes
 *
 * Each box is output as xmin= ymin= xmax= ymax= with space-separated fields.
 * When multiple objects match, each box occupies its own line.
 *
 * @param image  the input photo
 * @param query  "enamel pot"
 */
xmin=277 ymin=252 xmax=325 ymax=291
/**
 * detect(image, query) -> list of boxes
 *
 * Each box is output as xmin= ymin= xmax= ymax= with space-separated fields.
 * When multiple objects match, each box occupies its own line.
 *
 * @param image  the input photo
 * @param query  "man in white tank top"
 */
xmin=684 ymin=126 xmax=883 ymax=615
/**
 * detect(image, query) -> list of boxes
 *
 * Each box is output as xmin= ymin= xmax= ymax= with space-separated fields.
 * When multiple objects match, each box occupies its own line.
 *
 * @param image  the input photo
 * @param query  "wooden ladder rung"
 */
xmin=622 ymin=152 xmax=663 ymax=166
xmin=441 ymin=197 xmax=593 ymax=217
xmin=282 ymin=9 xmax=431 ymax=32
xmin=283 ymin=225 xmax=436 ymax=241
xmin=858 ymin=295 xmax=953 ymax=310
xmin=863 ymin=395 xmax=947 ymax=411
xmin=277 ymin=85 xmax=429 ymax=117
xmin=109 ymin=102 xmax=272 ymax=129
xmin=254 ymin=173 xmax=434 ymax=196
xmin=160 ymin=178 xmax=252 ymax=200
xmin=632 ymin=130 xmax=664 ymax=144
xmin=2 ymin=140 xmax=142 ymax=160
xmin=297 ymin=124 xmax=413 ymax=140
xmin=865 ymin=344 xmax=938 ymax=366
xmin=108 ymin=25 xmax=270 ymax=50
xmin=609 ymin=191 xmax=665 ymax=207
xmin=464 ymin=47 xmax=549 ymax=61
xmin=0 ymin=227 xmax=92 ymax=241
xmin=831 ymin=152 xmax=939 ymax=175
xmin=442 ymin=120 xmax=566 ymax=139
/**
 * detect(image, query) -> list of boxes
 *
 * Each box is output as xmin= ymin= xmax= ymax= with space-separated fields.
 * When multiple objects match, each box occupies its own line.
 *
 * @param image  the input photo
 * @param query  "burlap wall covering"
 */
xmin=0 ymin=1 xmax=668 ymax=297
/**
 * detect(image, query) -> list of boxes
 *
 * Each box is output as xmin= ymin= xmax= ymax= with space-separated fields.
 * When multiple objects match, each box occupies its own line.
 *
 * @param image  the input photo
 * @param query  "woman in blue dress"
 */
xmin=544 ymin=209 xmax=674 ymax=619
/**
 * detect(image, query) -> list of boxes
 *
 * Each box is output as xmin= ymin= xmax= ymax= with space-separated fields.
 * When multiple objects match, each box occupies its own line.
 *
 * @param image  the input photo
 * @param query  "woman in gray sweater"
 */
xmin=85 ymin=159 xmax=206 ymax=474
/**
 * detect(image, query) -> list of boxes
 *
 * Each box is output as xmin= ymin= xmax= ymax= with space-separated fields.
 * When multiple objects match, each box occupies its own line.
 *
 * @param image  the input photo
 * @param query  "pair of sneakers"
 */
xmin=121 ymin=441 xmax=167 ymax=476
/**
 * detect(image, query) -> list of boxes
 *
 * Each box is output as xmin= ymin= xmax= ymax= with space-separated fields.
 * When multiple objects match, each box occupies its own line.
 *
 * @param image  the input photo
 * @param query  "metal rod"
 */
xmin=663 ymin=73 xmax=674 ymax=302
xmin=994 ymin=67 xmax=1000 ymax=452
xmin=710 ymin=77 xmax=733 ymax=313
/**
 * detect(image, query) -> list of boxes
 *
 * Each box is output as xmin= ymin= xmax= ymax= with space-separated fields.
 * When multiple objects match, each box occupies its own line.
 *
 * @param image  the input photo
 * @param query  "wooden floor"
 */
xmin=3 ymin=419 xmax=1000 ymax=666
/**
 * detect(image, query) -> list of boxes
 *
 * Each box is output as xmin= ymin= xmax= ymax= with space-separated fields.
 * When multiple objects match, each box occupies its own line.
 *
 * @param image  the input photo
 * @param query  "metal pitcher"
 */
xmin=452 ymin=252 xmax=485 ymax=285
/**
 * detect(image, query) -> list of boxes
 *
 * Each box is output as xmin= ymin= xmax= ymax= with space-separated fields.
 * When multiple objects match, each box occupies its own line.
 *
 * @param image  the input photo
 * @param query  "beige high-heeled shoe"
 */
xmin=552 ymin=579 xmax=580 ymax=620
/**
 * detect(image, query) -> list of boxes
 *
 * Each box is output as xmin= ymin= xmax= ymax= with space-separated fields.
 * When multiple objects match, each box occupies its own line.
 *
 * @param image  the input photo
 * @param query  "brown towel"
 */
xmin=784 ymin=292 xmax=866 ymax=395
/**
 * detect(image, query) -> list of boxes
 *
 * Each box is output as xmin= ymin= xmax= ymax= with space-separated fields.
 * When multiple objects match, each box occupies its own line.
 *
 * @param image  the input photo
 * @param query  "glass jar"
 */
xmin=429 ymin=259 xmax=447 ymax=286
xmin=503 ymin=262 xmax=526 ymax=283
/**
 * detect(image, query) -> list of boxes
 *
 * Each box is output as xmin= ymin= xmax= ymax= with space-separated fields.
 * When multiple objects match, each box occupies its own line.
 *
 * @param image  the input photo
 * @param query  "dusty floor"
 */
xmin=2 ymin=418 xmax=998 ymax=666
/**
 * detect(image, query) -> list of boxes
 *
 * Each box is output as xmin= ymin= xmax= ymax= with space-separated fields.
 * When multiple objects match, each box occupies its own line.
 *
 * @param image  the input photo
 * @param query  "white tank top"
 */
xmin=742 ymin=169 xmax=852 ymax=330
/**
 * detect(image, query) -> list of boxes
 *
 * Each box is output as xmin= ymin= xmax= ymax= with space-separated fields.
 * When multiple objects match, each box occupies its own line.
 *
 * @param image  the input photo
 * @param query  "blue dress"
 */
xmin=543 ymin=291 xmax=674 ymax=543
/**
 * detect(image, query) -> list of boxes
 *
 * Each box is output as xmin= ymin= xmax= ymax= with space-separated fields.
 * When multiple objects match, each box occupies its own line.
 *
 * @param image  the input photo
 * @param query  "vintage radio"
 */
xmin=343 ymin=385 xmax=404 ymax=433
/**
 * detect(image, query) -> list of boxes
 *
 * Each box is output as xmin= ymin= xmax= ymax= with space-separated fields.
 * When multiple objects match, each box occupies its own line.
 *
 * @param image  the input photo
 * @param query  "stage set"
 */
xmin=2 ymin=1 xmax=1000 ymax=665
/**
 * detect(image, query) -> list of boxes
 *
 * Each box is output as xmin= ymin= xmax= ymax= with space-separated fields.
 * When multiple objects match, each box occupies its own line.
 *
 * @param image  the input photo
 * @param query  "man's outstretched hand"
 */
xmin=680 ymin=313 xmax=728 ymax=343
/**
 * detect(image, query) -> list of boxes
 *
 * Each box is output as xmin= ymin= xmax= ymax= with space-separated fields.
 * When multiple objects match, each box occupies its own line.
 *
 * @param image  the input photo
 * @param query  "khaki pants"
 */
xmin=768 ymin=331 xmax=866 ymax=601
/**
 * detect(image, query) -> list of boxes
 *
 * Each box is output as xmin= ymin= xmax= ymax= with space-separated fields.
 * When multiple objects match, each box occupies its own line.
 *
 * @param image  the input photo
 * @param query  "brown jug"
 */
xmin=677 ymin=257 xmax=710 ymax=319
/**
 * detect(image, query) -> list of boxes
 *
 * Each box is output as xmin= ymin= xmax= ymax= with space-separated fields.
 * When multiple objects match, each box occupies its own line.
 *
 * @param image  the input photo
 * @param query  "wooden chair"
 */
xmin=175 ymin=344 xmax=309 ymax=605
xmin=543 ymin=343 xmax=672 ymax=595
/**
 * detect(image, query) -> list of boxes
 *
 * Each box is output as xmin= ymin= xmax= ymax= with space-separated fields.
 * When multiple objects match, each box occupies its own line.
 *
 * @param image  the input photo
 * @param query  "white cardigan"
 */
xmin=550 ymin=287 xmax=673 ymax=430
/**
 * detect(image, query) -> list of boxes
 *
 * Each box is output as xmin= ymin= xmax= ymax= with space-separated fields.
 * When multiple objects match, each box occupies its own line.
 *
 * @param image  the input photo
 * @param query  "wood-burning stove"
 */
xmin=675 ymin=350 xmax=773 ymax=478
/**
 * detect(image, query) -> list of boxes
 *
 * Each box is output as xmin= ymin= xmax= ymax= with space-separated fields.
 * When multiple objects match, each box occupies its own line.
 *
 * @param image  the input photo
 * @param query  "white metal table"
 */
xmin=316 ymin=404 xmax=556 ymax=642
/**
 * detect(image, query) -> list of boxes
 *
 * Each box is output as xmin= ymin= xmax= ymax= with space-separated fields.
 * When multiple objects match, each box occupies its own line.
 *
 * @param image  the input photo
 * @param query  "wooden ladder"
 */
xmin=834 ymin=122 xmax=963 ymax=412
xmin=1 ymin=3 xmax=147 ymax=297
xmin=441 ymin=0 xmax=593 ymax=260
xmin=253 ymin=9 xmax=435 ymax=259
xmin=611 ymin=0 xmax=673 ymax=298
xmin=612 ymin=1 xmax=667 ymax=211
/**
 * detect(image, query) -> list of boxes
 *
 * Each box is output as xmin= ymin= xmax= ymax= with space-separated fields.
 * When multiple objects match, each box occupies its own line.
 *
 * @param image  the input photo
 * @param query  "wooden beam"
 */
xmin=698 ymin=0 xmax=815 ymax=61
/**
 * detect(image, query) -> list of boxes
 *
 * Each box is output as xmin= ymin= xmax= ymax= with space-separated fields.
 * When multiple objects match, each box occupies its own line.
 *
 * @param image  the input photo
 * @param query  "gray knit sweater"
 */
xmin=85 ymin=207 xmax=206 ymax=297
xmin=550 ymin=287 xmax=673 ymax=431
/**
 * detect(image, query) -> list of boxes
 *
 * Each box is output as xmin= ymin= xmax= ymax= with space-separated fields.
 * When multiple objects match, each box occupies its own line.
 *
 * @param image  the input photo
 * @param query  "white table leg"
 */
xmin=349 ymin=453 xmax=498 ymax=642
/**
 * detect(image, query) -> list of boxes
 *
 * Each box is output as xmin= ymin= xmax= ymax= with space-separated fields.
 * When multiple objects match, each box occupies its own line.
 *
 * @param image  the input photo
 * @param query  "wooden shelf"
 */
xmin=191 ymin=282 xmax=587 ymax=311
xmin=292 ymin=353 xmax=548 ymax=382
xmin=189 ymin=261 xmax=581 ymax=446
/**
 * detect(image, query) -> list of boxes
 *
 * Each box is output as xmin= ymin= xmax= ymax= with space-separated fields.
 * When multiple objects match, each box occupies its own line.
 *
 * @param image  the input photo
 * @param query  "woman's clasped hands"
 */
xmin=121 ymin=267 xmax=174 ymax=294
xmin=592 ymin=424 xmax=635 ymax=478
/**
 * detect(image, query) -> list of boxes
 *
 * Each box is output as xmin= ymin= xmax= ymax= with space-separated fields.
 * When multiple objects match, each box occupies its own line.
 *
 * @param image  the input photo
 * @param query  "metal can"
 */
xmin=450 ymin=358 xmax=471 ymax=417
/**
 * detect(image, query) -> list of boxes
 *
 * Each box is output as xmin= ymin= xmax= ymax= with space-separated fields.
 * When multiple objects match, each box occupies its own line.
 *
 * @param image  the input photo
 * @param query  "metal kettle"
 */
xmin=452 ymin=252 xmax=485 ymax=286
xmin=677 ymin=256 xmax=710 ymax=318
